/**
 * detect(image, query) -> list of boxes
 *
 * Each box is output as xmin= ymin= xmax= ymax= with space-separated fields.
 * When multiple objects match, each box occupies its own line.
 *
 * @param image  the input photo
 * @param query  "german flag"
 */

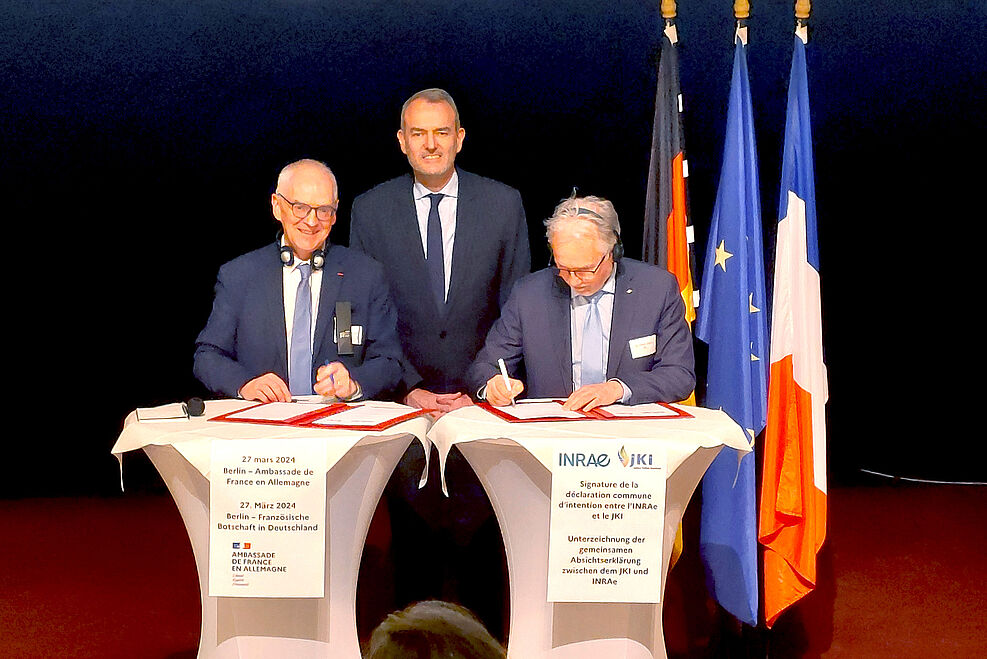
xmin=642 ymin=18 xmax=697 ymax=570
xmin=644 ymin=19 xmax=698 ymax=330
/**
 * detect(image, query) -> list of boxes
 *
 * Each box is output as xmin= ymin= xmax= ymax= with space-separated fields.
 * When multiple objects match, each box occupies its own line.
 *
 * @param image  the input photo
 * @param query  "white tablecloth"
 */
xmin=112 ymin=399 xmax=432 ymax=483
xmin=427 ymin=404 xmax=751 ymax=494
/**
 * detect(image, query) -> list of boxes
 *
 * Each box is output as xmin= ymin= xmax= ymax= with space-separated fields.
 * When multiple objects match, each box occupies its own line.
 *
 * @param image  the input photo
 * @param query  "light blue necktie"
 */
xmin=580 ymin=290 xmax=607 ymax=386
xmin=289 ymin=263 xmax=313 ymax=395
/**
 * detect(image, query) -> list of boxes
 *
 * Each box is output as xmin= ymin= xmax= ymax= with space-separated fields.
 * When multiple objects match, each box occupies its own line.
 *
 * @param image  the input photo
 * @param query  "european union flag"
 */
xmin=694 ymin=27 xmax=767 ymax=626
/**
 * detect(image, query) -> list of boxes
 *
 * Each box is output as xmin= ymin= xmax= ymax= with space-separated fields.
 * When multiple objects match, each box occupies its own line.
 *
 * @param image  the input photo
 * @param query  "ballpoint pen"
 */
xmin=497 ymin=358 xmax=516 ymax=407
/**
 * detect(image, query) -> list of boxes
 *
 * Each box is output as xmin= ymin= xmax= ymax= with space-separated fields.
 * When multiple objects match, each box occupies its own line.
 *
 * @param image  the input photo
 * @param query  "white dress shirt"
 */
xmin=412 ymin=171 xmax=458 ymax=302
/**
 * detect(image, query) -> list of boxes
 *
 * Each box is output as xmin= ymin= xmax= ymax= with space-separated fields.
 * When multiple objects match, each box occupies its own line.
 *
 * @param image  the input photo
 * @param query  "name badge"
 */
xmin=628 ymin=334 xmax=657 ymax=359
xmin=333 ymin=320 xmax=364 ymax=345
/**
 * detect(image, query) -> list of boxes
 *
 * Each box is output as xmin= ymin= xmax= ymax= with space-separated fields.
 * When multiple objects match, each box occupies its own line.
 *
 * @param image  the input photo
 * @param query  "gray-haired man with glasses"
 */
xmin=469 ymin=194 xmax=695 ymax=410
xmin=193 ymin=159 xmax=404 ymax=403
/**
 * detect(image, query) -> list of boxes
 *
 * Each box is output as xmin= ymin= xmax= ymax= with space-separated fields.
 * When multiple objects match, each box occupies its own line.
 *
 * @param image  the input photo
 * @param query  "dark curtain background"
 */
xmin=2 ymin=0 xmax=984 ymax=497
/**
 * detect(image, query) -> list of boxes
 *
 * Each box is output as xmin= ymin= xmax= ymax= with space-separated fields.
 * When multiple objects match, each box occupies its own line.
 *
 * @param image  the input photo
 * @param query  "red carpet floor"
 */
xmin=1 ymin=484 xmax=984 ymax=658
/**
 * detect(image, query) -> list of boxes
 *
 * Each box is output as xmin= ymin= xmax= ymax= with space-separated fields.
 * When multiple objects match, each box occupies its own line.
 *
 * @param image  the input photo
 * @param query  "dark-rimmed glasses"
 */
xmin=553 ymin=252 xmax=610 ymax=279
xmin=277 ymin=193 xmax=338 ymax=223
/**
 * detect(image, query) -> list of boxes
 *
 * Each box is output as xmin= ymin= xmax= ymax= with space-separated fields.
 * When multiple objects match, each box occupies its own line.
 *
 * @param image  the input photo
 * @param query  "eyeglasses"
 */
xmin=553 ymin=252 xmax=610 ymax=279
xmin=276 ymin=193 xmax=338 ymax=223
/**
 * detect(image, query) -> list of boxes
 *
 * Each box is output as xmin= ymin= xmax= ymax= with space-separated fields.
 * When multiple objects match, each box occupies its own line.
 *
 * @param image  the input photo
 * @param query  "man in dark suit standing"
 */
xmin=350 ymin=89 xmax=529 ymax=638
xmin=194 ymin=159 xmax=404 ymax=403
xmin=469 ymin=194 xmax=695 ymax=409
xmin=350 ymin=88 xmax=530 ymax=406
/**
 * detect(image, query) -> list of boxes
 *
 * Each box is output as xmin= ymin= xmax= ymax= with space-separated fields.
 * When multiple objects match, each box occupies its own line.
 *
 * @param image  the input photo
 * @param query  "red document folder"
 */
xmin=209 ymin=402 xmax=428 ymax=431
xmin=477 ymin=400 xmax=693 ymax=423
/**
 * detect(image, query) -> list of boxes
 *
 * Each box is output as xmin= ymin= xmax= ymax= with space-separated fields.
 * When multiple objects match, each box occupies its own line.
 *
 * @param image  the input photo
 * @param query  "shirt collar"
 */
xmin=279 ymin=236 xmax=314 ymax=271
xmin=413 ymin=169 xmax=459 ymax=201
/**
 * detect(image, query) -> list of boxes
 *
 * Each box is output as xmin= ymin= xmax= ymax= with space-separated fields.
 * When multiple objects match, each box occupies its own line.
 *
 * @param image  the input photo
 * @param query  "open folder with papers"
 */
xmin=209 ymin=401 xmax=428 ymax=431
xmin=477 ymin=399 xmax=693 ymax=423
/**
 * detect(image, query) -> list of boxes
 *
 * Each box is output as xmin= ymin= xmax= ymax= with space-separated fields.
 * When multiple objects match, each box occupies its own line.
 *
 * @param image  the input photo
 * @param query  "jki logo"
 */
xmin=619 ymin=446 xmax=653 ymax=468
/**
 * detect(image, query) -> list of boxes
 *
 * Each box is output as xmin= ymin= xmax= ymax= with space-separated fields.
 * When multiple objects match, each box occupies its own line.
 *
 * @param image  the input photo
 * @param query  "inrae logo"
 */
xmin=558 ymin=453 xmax=611 ymax=467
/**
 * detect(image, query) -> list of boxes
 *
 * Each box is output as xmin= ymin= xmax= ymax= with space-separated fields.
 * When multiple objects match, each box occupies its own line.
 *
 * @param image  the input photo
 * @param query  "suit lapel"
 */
xmin=313 ymin=245 xmax=343 ymax=366
xmin=446 ymin=169 xmax=476 ymax=313
xmin=608 ymin=265 xmax=636 ymax=378
xmin=396 ymin=175 xmax=448 ymax=320
xmin=395 ymin=175 xmax=427 ymax=263
xmin=262 ymin=246 xmax=289 ymax=377
xmin=550 ymin=277 xmax=574 ymax=395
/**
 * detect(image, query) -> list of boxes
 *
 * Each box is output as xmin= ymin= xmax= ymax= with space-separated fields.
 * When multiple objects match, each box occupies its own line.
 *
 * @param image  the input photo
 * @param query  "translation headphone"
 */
xmin=611 ymin=230 xmax=624 ymax=262
xmin=276 ymin=231 xmax=327 ymax=270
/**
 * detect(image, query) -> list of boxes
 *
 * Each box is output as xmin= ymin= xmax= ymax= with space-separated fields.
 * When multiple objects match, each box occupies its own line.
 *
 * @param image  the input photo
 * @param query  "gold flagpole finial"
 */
xmin=734 ymin=0 xmax=750 ymax=19
xmin=661 ymin=0 xmax=677 ymax=19
xmin=795 ymin=0 xmax=811 ymax=20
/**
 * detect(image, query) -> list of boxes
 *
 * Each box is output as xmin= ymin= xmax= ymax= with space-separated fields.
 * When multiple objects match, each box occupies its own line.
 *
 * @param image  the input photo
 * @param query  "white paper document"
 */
xmin=494 ymin=400 xmax=586 ymax=420
xmin=309 ymin=403 xmax=417 ymax=427
xmin=548 ymin=441 xmax=666 ymax=603
xmin=209 ymin=438 xmax=328 ymax=597
xmin=222 ymin=402 xmax=329 ymax=423
xmin=596 ymin=403 xmax=682 ymax=418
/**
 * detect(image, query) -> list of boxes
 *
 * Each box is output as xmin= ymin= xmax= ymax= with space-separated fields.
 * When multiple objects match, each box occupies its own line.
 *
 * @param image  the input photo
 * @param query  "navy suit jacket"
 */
xmin=193 ymin=242 xmax=404 ymax=400
xmin=468 ymin=259 xmax=696 ymax=404
xmin=349 ymin=169 xmax=530 ymax=394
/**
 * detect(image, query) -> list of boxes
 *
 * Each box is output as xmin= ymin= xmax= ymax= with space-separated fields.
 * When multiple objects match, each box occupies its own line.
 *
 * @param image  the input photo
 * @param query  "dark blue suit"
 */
xmin=349 ymin=168 xmax=529 ymax=640
xmin=193 ymin=242 xmax=404 ymax=400
xmin=349 ymin=169 xmax=530 ymax=394
xmin=468 ymin=259 xmax=696 ymax=402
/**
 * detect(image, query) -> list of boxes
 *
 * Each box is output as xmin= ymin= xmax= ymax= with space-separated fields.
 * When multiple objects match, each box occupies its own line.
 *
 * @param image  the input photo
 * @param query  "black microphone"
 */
xmin=185 ymin=397 xmax=205 ymax=417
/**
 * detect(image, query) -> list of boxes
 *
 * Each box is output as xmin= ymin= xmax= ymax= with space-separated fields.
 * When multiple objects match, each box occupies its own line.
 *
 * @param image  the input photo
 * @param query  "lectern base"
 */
xmin=145 ymin=436 xmax=412 ymax=659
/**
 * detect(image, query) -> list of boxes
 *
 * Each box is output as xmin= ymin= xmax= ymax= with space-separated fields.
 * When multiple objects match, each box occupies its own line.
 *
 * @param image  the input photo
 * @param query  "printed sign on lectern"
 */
xmin=209 ymin=438 xmax=328 ymax=597
xmin=548 ymin=442 xmax=667 ymax=603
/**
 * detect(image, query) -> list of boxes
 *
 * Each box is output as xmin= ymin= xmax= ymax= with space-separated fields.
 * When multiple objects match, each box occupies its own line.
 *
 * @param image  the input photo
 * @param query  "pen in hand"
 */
xmin=498 ymin=358 xmax=516 ymax=407
xmin=316 ymin=360 xmax=339 ymax=401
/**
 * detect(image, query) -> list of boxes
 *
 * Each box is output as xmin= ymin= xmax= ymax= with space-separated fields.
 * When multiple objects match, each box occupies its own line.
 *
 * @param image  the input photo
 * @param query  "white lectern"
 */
xmin=112 ymin=400 xmax=430 ymax=659
xmin=427 ymin=405 xmax=750 ymax=659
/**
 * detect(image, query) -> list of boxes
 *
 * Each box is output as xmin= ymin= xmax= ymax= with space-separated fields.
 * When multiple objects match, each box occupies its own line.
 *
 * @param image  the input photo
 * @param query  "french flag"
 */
xmin=758 ymin=25 xmax=829 ymax=628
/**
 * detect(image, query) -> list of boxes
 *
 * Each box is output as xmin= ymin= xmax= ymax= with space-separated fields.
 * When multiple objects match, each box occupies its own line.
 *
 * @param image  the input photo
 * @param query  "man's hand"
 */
xmin=239 ymin=373 xmax=292 ymax=403
xmin=562 ymin=381 xmax=623 ymax=412
xmin=436 ymin=392 xmax=474 ymax=411
xmin=315 ymin=362 xmax=359 ymax=400
xmin=403 ymin=388 xmax=473 ymax=417
xmin=484 ymin=374 xmax=525 ymax=406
